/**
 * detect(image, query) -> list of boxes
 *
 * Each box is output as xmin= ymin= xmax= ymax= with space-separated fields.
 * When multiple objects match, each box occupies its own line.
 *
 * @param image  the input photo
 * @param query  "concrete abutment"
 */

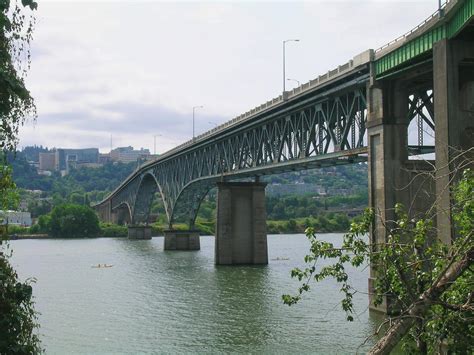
xmin=215 ymin=182 xmax=268 ymax=265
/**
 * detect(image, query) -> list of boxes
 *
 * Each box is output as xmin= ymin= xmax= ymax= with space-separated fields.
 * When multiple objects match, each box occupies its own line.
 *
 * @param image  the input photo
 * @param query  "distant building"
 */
xmin=110 ymin=146 xmax=150 ymax=163
xmin=99 ymin=153 xmax=111 ymax=164
xmin=55 ymin=148 xmax=99 ymax=173
xmin=39 ymin=152 xmax=56 ymax=171
xmin=0 ymin=211 xmax=32 ymax=227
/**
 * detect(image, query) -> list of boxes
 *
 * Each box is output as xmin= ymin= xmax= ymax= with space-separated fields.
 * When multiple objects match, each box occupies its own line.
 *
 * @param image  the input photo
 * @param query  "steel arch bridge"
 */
xmin=95 ymin=70 xmax=436 ymax=228
xmin=94 ymin=0 xmax=472 ymax=229
xmin=97 ymin=72 xmax=371 ymax=227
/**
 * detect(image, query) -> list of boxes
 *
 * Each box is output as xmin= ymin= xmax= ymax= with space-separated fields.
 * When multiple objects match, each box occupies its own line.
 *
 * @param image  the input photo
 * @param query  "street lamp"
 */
xmin=283 ymin=39 xmax=300 ymax=94
xmin=193 ymin=105 xmax=204 ymax=139
xmin=208 ymin=121 xmax=218 ymax=127
xmin=287 ymin=78 xmax=301 ymax=87
xmin=153 ymin=134 xmax=162 ymax=155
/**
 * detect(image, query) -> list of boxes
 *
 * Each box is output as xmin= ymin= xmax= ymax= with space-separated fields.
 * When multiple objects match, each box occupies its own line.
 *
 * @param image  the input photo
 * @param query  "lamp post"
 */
xmin=287 ymin=78 xmax=301 ymax=87
xmin=283 ymin=39 xmax=299 ymax=94
xmin=208 ymin=121 xmax=218 ymax=127
xmin=153 ymin=134 xmax=162 ymax=155
xmin=193 ymin=105 xmax=204 ymax=140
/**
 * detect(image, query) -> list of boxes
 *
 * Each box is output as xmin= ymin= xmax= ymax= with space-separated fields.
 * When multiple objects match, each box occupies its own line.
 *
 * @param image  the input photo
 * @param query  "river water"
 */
xmin=11 ymin=234 xmax=380 ymax=354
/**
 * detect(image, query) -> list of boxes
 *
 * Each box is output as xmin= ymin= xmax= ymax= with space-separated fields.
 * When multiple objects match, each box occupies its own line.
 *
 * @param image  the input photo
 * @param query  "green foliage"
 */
xmin=99 ymin=222 xmax=127 ymax=238
xmin=6 ymin=224 xmax=29 ymax=235
xmin=0 ymin=0 xmax=37 ymax=151
xmin=283 ymin=170 xmax=474 ymax=352
xmin=266 ymin=213 xmax=354 ymax=234
xmin=266 ymin=194 xmax=366 ymax=220
xmin=37 ymin=214 xmax=51 ymax=233
xmin=0 ymin=0 xmax=42 ymax=352
xmin=48 ymin=204 xmax=100 ymax=238
xmin=0 ymin=158 xmax=19 ymax=210
xmin=0 ymin=244 xmax=41 ymax=354
xmin=8 ymin=150 xmax=136 ymax=204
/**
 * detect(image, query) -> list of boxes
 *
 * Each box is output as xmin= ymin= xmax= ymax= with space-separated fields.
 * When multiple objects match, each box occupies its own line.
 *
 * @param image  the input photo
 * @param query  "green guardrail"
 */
xmin=375 ymin=0 xmax=473 ymax=77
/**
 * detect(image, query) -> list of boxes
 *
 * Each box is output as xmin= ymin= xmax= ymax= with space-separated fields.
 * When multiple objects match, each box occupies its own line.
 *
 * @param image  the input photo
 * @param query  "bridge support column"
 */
xmin=215 ymin=182 xmax=268 ymax=265
xmin=128 ymin=225 xmax=152 ymax=240
xmin=367 ymin=81 xmax=411 ymax=314
xmin=164 ymin=230 xmax=200 ymax=250
xmin=367 ymin=72 xmax=438 ymax=313
xmin=433 ymin=39 xmax=474 ymax=244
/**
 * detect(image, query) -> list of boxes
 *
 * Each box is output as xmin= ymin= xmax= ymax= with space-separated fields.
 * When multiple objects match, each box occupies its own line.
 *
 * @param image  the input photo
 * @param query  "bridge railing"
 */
xmin=156 ymin=49 xmax=372 ymax=163
xmin=374 ymin=0 xmax=450 ymax=55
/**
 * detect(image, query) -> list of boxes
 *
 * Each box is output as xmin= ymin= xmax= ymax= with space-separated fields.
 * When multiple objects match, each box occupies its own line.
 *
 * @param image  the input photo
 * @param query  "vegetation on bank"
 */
xmin=9 ymin=210 xmax=357 ymax=238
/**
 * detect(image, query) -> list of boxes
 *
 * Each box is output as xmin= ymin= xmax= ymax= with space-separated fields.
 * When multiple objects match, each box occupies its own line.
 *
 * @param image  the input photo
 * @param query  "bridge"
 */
xmin=95 ymin=0 xmax=473 ymax=311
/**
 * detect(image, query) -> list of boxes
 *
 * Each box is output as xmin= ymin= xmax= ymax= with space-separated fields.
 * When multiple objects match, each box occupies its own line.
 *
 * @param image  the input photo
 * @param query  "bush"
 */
xmin=48 ymin=204 xmax=100 ymax=238
xmin=6 ymin=225 xmax=29 ymax=235
xmin=99 ymin=223 xmax=127 ymax=238
xmin=29 ymin=224 xmax=40 ymax=233
xmin=37 ymin=214 xmax=51 ymax=233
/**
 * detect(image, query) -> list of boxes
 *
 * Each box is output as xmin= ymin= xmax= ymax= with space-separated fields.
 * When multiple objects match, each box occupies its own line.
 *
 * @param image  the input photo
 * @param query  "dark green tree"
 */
xmin=49 ymin=204 xmax=101 ymax=238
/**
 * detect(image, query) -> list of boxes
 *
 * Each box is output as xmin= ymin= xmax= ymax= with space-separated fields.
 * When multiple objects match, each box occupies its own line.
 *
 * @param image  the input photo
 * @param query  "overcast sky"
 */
xmin=18 ymin=0 xmax=440 ymax=153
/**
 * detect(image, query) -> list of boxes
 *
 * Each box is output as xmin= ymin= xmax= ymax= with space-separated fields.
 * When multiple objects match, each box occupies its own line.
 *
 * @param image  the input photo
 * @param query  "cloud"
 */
xmin=19 ymin=1 xmax=438 ymax=153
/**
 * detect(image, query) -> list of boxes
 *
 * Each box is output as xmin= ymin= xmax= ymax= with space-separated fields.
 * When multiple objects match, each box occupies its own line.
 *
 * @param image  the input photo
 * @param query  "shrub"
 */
xmin=99 ymin=223 xmax=127 ymax=238
xmin=49 ymin=204 xmax=100 ymax=238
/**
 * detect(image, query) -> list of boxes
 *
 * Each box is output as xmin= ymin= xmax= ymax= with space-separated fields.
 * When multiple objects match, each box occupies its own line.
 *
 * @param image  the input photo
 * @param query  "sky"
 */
xmin=18 ymin=0 xmax=441 ymax=154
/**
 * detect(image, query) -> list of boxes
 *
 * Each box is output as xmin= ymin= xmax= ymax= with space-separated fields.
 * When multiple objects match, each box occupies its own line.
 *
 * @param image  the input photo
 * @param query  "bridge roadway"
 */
xmin=95 ymin=0 xmax=473 ymax=311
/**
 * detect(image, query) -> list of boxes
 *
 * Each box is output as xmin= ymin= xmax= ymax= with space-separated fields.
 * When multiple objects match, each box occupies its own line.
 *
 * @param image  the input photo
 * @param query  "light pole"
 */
xmin=283 ymin=39 xmax=299 ymax=94
xmin=193 ymin=105 xmax=204 ymax=139
xmin=287 ymin=78 xmax=301 ymax=87
xmin=208 ymin=121 xmax=218 ymax=127
xmin=153 ymin=134 xmax=162 ymax=155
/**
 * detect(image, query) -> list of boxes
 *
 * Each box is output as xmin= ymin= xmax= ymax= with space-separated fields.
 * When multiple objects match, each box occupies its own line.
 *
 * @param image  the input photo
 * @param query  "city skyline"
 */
xmin=19 ymin=0 xmax=439 ymax=153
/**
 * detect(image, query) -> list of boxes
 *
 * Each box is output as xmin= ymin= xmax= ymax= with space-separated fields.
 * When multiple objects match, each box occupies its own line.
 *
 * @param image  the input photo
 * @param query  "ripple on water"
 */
xmin=11 ymin=235 xmax=376 ymax=354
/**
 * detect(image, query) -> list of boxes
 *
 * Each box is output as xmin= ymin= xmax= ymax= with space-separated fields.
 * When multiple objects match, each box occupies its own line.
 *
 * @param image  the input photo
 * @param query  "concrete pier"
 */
xmin=164 ymin=230 xmax=200 ymax=250
xmin=366 ymin=76 xmax=437 ymax=313
xmin=215 ymin=182 xmax=268 ymax=265
xmin=433 ymin=39 xmax=474 ymax=244
xmin=128 ymin=225 xmax=152 ymax=240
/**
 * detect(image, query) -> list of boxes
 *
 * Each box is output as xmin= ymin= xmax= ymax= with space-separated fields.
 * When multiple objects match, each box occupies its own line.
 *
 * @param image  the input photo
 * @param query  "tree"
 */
xmin=0 ymin=1 xmax=40 ymax=352
xmin=283 ymin=169 xmax=473 ymax=354
xmin=48 ymin=204 xmax=101 ymax=238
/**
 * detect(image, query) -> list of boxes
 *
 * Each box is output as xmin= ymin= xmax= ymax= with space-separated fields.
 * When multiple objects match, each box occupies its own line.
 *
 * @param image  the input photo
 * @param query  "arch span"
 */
xmin=132 ymin=173 xmax=159 ymax=224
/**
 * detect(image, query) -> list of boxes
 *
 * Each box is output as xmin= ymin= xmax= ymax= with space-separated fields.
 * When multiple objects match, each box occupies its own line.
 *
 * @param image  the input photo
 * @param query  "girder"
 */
xmin=97 ymin=83 xmax=371 ymax=228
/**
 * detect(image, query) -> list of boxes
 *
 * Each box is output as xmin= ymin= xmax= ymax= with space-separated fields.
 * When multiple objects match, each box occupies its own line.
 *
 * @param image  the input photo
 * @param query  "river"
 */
xmin=11 ymin=234 xmax=380 ymax=354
